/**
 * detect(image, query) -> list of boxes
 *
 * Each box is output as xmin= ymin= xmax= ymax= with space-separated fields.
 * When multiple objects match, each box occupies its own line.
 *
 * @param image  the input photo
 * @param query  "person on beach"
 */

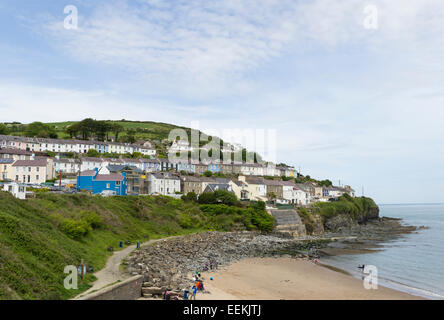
xmin=183 ymin=288 xmax=189 ymax=300
xmin=163 ymin=290 xmax=170 ymax=300
xmin=190 ymin=285 xmax=197 ymax=300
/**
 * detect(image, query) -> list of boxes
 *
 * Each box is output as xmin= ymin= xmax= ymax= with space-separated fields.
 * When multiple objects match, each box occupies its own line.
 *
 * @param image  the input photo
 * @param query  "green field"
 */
xmin=0 ymin=191 xmax=274 ymax=300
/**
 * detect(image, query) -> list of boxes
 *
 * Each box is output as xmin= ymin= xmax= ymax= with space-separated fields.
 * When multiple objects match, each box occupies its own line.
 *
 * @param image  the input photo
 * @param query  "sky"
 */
xmin=0 ymin=0 xmax=444 ymax=204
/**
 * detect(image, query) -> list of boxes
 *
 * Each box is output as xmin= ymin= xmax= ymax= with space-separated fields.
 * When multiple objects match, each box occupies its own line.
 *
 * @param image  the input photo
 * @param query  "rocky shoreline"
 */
xmin=124 ymin=217 xmax=420 ymax=298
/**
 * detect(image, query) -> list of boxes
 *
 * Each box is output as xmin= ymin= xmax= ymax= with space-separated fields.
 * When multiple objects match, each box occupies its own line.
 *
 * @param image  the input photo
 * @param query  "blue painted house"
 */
xmin=77 ymin=168 xmax=127 ymax=195
xmin=208 ymin=163 xmax=222 ymax=173
xmin=95 ymin=143 xmax=109 ymax=154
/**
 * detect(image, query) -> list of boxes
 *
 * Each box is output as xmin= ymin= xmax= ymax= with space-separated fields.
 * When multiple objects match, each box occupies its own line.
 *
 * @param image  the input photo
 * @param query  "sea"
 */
xmin=321 ymin=203 xmax=444 ymax=300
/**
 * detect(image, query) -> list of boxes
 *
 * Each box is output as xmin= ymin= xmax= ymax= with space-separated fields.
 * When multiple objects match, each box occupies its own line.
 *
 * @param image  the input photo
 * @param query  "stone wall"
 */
xmin=77 ymin=275 xmax=143 ymax=300
xmin=268 ymin=209 xmax=307 ymax=237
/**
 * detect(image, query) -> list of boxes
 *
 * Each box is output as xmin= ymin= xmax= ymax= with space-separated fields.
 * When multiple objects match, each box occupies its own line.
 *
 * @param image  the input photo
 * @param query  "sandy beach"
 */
xmin=196 ymin=257 xmax=423 ymax=300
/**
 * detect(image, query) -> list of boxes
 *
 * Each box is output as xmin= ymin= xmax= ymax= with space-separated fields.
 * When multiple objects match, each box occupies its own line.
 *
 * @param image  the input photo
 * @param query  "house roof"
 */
xmin=180 ymin=175 xmax=204 ymax=182
xmin=94 ymin=174 xmax=125 ymax=181
xmin=215 ymin=178 xmax=230 ymax=184
xmin=55 ymin=158 xmax=81 ymax=164
xmin=151 ymin=172 xmax=180 ymax=180
xmin=79 ymin=170 xmax=97 ymax=176
xmin=205 ymin=184 xmax=232 ymax=192
xmin=245 ymin=177 xmax=265 ymax=185
xmin=81 ymin=157 xmax=105 ymax=162
xmin=263 ymin=179 xmax=282 ymax=186
xmin=0 ymin=148 xmax=32 ymax=155
xmin=107 ymin=164 xmax=142 ymax=174
xmin=140 ymin=158 xmax=159 ymax=163
xmin=12 ymin=159 xmax=47 ymax=167
xmin=230 ymin=179 xmax=246 ymax=187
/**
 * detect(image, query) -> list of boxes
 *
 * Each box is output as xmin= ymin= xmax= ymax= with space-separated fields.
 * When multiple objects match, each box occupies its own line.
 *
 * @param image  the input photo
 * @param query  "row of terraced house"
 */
xmin=0 ymin=140 xmax=354 ymax=203
xmin=0 ymin=134 xmax=156 ymax=156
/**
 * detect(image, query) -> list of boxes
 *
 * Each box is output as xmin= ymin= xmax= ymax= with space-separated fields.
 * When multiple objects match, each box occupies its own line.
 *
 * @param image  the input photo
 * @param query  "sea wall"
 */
xmin=77 ymin=275 xmax=143 ymax=300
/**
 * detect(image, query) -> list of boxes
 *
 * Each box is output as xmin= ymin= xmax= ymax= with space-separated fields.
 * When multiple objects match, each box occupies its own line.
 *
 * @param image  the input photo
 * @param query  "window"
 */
xmin=116 ymin=181 xmax=121 ymax=186
xmin=36 ymin=175 xmax=39 ymax=181
xmin=36 ymin=167 xmax=39 ymax=172
xmin=106 ymin=183 xmax=110 ymax=188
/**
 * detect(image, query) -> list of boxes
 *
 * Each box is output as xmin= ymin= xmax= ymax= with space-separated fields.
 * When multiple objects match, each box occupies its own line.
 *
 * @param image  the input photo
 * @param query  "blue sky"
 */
xmin=1 ymin=0 xmax=444 ymax=204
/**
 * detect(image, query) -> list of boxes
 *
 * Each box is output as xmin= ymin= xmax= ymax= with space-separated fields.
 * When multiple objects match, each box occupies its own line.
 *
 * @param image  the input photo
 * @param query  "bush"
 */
xmin=198 ymin=192 xmax=217 ymax=204
xmin=214 ymin=190 xmax=239 ymax=206
xmin=81 ymin=211 xmax=102 ymax=229
xmin=313 ymin=195 xmax=378 ymax=222
xmin=181 ymin=192 xmax=197 ymax=202
xmin=60 ymin=218 xmax=92 ymax=239
xmin=87 ymin=149 xmax=100 ymax=157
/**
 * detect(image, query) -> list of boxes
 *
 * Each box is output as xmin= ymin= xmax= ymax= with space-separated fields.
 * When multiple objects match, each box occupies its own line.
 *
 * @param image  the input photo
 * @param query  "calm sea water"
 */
xmin=321 ymin=203 xmax=444 ymax=299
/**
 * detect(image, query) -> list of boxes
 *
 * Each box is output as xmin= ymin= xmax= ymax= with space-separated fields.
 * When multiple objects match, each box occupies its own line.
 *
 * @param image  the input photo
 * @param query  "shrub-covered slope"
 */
xmin=0 ymin=192 xmax=274 ymax=300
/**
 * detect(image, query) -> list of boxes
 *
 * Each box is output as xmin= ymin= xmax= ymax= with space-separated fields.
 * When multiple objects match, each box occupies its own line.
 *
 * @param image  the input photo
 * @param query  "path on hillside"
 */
xmin=74 ymin=236 xmax=178 ymax=299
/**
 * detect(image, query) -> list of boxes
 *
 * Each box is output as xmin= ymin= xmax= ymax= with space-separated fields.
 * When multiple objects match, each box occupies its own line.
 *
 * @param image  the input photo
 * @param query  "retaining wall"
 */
xmin=77 ymin=275 xmax=143 ymax=300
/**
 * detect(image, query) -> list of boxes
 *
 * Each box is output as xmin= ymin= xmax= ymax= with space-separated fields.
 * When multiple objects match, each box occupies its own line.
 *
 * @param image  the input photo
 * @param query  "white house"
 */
xmin=12 ymin=159 xmax=50 ymax=184
xmin=2 ymin=182 xmax=27 ymax=199
xmin=148 ymin=172 xmax=181 ymax=196
xmin=54 ymin=158 xmax=81 ymax=174
xmin=281 ymin=181 xmax=310 ymax=205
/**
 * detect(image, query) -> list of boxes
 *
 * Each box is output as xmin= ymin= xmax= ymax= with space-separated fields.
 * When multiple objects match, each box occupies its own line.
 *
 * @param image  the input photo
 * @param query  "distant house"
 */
xmin=107 ymin=164 xmax=147 ymax=195
xmin=238 ymin=175 xmax=267 ymax=201
xmin=54 ymin=158 xmax=81 ymax=174
xmin=0 ymin=158 xmax=15 ymax=180
xmin=281 ymin=181 xmax=309 ymax=205
xmin=12 ymin=159 xmax=53 ymax=184
xmin=203 ymin=183 xmax=233 ymax=193
xmin=140 ymin=158 xmax=161 ymax=172
xmin=208 ymin=162 xmax=222 ymax=174
xmin=325 ymin=186 xmax=344 ymax=199
xmin=1 ymin=182 xmax=27 ymax=199
xmin=187 ymin=162 xmax=204 ymax=175
xmin=148 ymin=172 xmax=181 ymax=196
xmin=80 ymin=157 xmax=107 ymax=172
xmin=180 ymin=175 xmax=206 ymax=195
xmin=0 ymin=148 xmax=32 ymax=161
xmin=77 ymin=168 xmax=127 ymax=195
xmin=228 ymin=179 xmax=249 ymax=200
xmin=159 ymin=159 xmax=178 ymax=172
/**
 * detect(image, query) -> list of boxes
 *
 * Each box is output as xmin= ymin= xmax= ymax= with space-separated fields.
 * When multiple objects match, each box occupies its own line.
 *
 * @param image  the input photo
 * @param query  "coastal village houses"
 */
xmin=148 ymin=172 xmax=181 ymax=196
xmin=77 ymin=169 xmax=127 ymax=196
xmin=12 ymin=159 xmax=54 ymax=184
xmin=0 ymin=135 xmax=358 ymax=204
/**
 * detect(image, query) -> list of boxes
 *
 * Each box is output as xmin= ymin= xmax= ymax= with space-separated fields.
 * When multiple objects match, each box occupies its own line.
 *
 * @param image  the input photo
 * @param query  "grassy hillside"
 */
xmin=4 ymin=120 xmax=193 ymax=143
xmin=0 ymin=191 xmax=274 ymax=300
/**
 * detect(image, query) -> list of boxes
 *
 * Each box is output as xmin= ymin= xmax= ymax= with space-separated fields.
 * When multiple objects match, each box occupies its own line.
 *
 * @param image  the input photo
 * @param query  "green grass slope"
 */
xmin=5 ymin=120 xmax=200 ymax=142
xmin=0 ymin=192 xmax=274 ymax=300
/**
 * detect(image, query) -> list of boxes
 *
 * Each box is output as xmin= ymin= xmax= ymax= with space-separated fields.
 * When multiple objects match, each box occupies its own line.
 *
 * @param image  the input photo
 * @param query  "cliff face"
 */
xmin=298 ymin=196 xmax=380 ymax=234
